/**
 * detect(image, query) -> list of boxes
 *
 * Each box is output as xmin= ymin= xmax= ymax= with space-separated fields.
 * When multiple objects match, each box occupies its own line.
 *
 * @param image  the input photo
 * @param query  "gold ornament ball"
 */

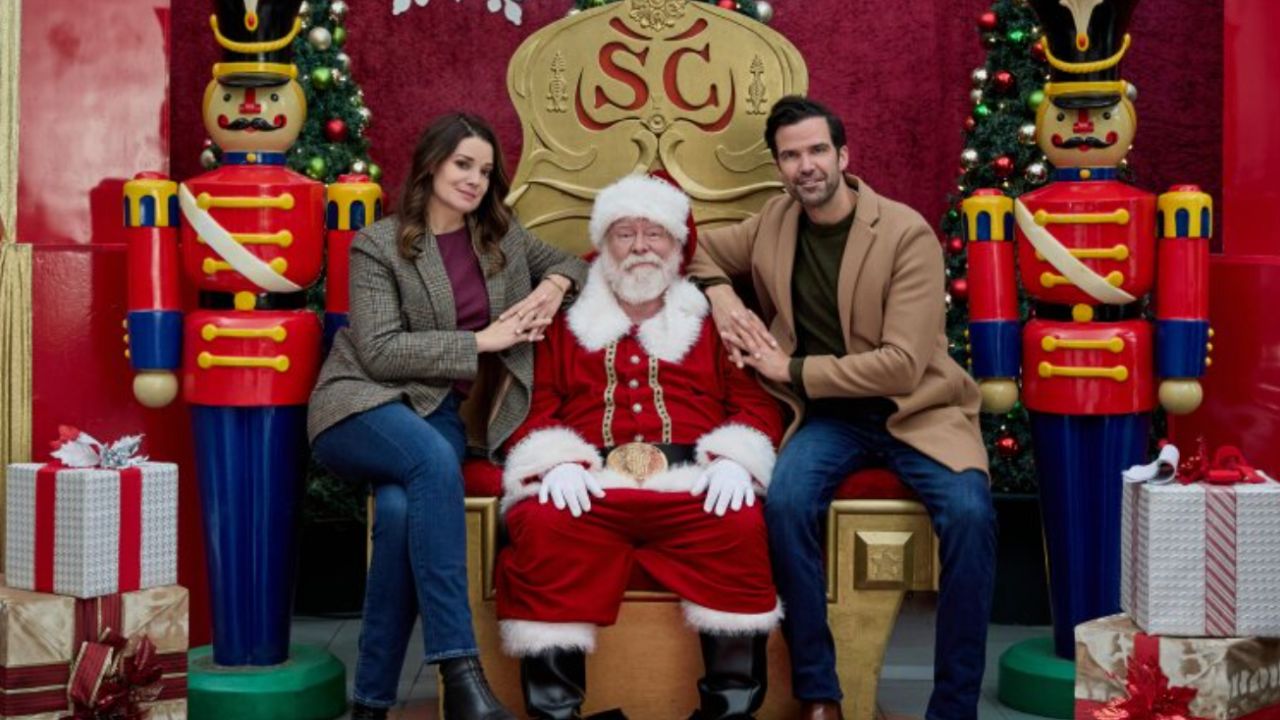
xmin=980 ymin=379 xmax=1019 ymax=414
xmin=1159 ymin=380 xmax=1204 ymax=415
xmin=1018 ymin=123 xmax=1037 ymax=145
xmin=308 ymin=26 xmax=332 ymax=50
xmin=134 ymin=371 xmax=179 ymax=408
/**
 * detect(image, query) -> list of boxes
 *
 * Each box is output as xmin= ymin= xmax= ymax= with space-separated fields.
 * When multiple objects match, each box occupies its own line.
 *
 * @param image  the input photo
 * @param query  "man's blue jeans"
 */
xmin=767 ymin=410 xmax=996 ymax=720
xmin=312 ymin=395 xmax=474 ymax=709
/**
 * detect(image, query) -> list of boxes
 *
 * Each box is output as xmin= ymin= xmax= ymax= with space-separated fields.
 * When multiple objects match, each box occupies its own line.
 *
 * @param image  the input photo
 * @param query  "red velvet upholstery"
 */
xmin=463 ymin=459 xmax=916 ymax=500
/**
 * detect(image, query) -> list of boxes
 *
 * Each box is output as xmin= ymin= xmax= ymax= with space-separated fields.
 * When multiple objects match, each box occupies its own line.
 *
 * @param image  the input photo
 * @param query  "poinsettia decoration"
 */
xmin=50 ymin=426 xmax=147 ymax=470
xmin=1090 ymin=647 xmax=1208 ymax=720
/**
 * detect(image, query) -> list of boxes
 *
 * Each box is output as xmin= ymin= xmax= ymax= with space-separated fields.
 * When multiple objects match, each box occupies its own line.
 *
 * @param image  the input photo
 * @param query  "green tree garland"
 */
xmin=940 ymin=0 xmax=1052 ymax=494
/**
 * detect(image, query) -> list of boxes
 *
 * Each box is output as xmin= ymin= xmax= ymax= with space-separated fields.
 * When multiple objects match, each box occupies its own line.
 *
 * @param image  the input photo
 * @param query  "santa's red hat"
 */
xmin=589 ymin=171 xmax=698 ymax=270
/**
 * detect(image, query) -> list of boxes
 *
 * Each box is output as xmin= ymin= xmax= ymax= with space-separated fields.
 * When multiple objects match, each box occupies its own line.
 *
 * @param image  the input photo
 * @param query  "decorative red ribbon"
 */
xmin=1076 ymin=632 xmax=1280 ymax=719
xmin=33 ymin=465 xmax=145 ymax=594
xmin=1177 ymin=441 xmax=1265 ymax=486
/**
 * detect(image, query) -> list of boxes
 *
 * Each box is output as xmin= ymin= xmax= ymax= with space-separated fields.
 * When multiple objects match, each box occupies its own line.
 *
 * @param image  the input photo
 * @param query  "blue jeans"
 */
xmin=767 ymin=411 xmax=996 ymax=720
xmin=312 ymin=396 xmax=475 ymax=709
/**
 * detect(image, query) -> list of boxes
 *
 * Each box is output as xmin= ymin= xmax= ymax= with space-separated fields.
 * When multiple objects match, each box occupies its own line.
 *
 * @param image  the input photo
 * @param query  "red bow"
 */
xmin=61 ymin=634 xmax=163 ymax=720
xmin=1090 ymin=649 xmax=1208 ymax=720
xmin=1174 ymin=438 xmax=1264 ymax=486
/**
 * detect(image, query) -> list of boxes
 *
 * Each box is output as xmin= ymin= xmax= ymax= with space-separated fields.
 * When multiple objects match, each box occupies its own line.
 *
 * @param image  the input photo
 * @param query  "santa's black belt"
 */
xmin=1032 ymin=301 xmax=1144 ymax=322
xmin=601 ymin=443 xmax=695 ymax=465
xmin=199 ymin=291 xmax=309 ymax=311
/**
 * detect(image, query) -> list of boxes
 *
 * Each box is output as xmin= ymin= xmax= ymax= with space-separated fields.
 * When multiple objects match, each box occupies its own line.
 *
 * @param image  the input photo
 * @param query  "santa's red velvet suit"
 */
xmin=495 ymin=258 xmax=785 ymax=656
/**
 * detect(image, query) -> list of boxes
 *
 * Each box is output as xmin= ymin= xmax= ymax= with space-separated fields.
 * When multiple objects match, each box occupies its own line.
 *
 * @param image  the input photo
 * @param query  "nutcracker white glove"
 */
xmin=691 ymin=459 xmax=755 ymax=516
xmin=539 ymin=463 xmax=605 ymax=517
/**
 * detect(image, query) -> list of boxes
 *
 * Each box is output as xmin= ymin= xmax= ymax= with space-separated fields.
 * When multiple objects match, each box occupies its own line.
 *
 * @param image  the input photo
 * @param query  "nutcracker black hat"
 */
xmin=1029 ymin=0 xmax=1139 ymax=109
xmin=210 ymin=0 xmax=305 ymax=87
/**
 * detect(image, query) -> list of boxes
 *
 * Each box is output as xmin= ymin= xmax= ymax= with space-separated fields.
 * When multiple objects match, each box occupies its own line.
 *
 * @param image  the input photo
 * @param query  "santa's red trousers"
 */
xmin=496 ymin=489 xmax=777 ymax=625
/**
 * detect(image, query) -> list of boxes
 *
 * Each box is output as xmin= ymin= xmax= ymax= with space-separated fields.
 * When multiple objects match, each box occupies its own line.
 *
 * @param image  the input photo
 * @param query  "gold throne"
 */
xmin=455 ymin=2 xmax=940 ymax=717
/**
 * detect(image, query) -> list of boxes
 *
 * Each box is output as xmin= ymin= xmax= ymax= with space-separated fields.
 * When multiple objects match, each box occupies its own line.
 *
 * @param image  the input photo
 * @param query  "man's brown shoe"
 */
xmin=799 ymin=700 xmax=843 ymax=720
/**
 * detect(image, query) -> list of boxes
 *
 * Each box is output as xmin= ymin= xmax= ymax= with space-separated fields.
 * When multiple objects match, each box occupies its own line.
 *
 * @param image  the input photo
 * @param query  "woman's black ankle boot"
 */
xmin=350 ymin=702 xmax=389 ymax=720
xmin=440 ymin=656 xmax=517 ymax=720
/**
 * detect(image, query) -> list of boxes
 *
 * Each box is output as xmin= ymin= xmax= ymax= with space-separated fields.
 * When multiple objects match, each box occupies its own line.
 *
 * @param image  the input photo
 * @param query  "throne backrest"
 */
xmin=504 ymin=0 xmax=809 ymax=255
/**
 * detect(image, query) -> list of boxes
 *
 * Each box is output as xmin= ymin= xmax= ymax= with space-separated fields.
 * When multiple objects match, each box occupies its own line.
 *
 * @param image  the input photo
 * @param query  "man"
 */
xmin=496 ymin=173 xmax=785 ymax=720
xmin=687 ymin=96 xmax=996 ymax=720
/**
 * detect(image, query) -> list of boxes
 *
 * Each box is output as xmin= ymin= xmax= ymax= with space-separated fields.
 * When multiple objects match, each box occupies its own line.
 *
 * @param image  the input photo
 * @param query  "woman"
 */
xmin=308 ymin=112 xmax=587 ymax=720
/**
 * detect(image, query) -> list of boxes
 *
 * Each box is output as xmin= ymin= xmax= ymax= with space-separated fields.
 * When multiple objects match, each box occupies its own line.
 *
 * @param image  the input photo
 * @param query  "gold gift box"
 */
xmin=0 ymin=577 xmax=188 ymax=719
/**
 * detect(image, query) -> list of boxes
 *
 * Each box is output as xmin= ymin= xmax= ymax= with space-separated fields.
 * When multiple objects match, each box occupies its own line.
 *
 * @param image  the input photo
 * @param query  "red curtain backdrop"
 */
xmin=170 ymin=0 xmax=1222 ymax=244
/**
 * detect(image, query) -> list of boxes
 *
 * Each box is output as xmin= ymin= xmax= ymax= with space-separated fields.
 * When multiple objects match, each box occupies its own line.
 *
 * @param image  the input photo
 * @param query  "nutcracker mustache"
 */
xmin=1055 ymin=135 xmax=1113 ymax=149
xmin=221 ymin=117 xmax=281 ymax=132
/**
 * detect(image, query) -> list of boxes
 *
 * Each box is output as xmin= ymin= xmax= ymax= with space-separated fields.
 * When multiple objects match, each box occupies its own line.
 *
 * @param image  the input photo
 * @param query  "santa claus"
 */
xmin=496 ymin=174 xmax=785 ymax=719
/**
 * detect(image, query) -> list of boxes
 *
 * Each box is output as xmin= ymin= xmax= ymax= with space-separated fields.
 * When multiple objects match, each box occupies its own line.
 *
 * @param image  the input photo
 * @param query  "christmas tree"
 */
xmin=940 ymin=0 xmax=1053 ymax=494
xmin=570 ymin=0 xmax=775 ymax=24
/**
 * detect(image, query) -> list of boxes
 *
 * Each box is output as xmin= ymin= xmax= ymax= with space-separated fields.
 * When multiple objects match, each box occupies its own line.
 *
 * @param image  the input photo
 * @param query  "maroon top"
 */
xmin=436 ymin=227 xmax=488 ymax=396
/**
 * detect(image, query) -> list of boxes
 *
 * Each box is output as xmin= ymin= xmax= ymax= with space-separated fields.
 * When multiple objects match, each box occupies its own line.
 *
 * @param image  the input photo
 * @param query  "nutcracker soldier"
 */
xmin=122 ymin=1 xmax=379 ymax=715
xmin=963 ymin=0 xmax=1211 ymax=686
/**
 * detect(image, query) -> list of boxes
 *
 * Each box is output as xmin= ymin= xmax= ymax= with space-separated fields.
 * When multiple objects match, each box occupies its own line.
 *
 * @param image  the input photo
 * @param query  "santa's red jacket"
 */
xmin=501 ymin=265 xmax=784 ymax=512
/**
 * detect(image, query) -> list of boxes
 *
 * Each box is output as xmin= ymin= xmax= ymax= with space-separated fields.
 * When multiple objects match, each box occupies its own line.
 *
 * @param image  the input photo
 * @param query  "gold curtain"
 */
xmin=1 ymin=0 xmax=32 ymax=476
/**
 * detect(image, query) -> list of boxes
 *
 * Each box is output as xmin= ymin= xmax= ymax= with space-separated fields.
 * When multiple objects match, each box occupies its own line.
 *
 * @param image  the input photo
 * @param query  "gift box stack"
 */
xmin=0 ymin=428 xmax=188 ymax=719
xmin=1074 ymin=441 xmax=1280 ymax=719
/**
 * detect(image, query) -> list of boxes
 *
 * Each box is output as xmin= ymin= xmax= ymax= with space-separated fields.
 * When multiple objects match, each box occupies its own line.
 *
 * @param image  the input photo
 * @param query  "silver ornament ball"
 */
xmin=1025 ymin=162 xmax=1048 ymax=184
xmin=351 ymin=159 xmax=369 ymax=175
xmin=299 ymin=1 xmax=311 ymax=16
xmin=330 ymin=0 xmax=349 ymax=20
xmin=308 ymin=26 xmax=332 ymax=50
xmin=1018 ymin=123 xmax=1038 ymax=145
xmin=567 ymin=7 xmax=581 ymax=15
xmin=960 ymin=148 xmax=981 ymax=169
xmin=970 ymin=68 xmax=989 ymax=88
xmin=356 ymin=105 xmax=372 ymax=126
xmin=200 ymin=148 xmax=219 ymax=170
xmin=754 ymin=0 xmax=773 ymax=23
xmin=970 ymin=88 xmax=984 ymax=105
xmin=331 ymin=69 xmax=345 ymax=86
xmin=335 ymin=52 xmax=351 ymax=71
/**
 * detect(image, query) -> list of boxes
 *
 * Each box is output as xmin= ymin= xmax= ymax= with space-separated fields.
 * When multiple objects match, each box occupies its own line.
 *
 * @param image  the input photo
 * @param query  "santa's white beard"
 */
xmin=602 ymin=251 xmax=682 ymax=304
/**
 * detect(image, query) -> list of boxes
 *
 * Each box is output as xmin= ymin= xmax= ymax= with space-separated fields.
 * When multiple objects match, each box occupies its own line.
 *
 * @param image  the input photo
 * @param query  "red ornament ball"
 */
xmin=949 ymin=277 xmax=969 ymax=300
xmin=993 ymin=70 xmax=1015 ymax=93
xmin=717 ymin=0 xmax=737 ymax=8
xmin=992 ymin=155 xmax=1015 ymax=178
xmin=1031 ymin=40 xmax=1046 ymax=61
xmin=978 ymin=11 xmax=998 ymax=31
xmin=995 ymin=434 xmax=1021 ymax=458
xmin=948 ymin=236 xmax=965 ymax=255
xmin=964 ymin=115 xmax=977 ymax=132
xmin=324 ymin=118 xmax=349 ymax=143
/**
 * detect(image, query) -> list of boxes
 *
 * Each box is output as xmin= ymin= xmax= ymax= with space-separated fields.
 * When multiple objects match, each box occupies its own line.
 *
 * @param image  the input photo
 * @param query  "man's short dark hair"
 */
xmin=764 ymin=95 xmax=847 ymax=158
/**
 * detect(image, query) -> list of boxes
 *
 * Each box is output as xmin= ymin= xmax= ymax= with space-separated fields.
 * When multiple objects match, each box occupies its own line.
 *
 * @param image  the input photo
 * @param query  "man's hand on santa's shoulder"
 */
xmin=691 ymin=459 xmax=756 ymax=516
xmin=539 ymin=463 xmax=606 ymax=517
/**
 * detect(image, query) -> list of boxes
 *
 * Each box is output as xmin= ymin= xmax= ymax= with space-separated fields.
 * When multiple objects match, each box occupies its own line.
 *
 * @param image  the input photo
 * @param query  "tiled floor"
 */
xmin=296 ymin=592 xmax=1055 ymax=719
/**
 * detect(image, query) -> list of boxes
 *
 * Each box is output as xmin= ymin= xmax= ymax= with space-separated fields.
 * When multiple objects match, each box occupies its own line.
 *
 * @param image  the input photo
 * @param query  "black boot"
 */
xmin=520 ymin=649 xmax=586 ymax=720
xmin=350 ymin=703 xmax=388 ymax=720
xmin=439 ymin=656 xmax=517 ymax=720
xmin=688 ymin=633 xmax=769 ymax=720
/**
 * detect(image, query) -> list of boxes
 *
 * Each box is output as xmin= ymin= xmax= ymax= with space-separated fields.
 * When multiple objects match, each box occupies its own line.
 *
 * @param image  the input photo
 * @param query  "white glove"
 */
xmin=691 ymin=459 xmax=755 ymax=516
xmin=539 ymin=463 xmax=606 ymax=517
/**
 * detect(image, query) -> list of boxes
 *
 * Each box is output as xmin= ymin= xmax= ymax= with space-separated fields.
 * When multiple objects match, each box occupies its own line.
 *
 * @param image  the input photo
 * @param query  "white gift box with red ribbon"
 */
xmin=1121 ymin=444 xmax=1280 ymax=637
xmin=4 ymin=462 xmax=178 ymax=599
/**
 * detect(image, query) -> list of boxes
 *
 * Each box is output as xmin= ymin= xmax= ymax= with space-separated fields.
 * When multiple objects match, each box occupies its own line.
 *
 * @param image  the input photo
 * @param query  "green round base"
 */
xmin=188 ymin=644 xmax=346 ymax=720
xmin=997 ymin=636 xmax=1076 ymax=718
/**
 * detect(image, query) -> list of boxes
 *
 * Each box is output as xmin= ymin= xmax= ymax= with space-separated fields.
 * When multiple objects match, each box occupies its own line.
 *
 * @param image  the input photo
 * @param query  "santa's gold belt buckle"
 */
xmin=605 ymin=443 xmax=669 ymax=485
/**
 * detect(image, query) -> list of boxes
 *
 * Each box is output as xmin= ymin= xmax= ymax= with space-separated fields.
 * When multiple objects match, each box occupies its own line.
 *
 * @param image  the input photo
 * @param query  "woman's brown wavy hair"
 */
xmin=396 ymin=112 xmax=511 ymax=273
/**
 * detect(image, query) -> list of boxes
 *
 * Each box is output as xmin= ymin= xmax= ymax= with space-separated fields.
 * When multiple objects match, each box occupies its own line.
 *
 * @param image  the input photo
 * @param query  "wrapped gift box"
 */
xmin=5 ymin=462 xmax=178 ymax=598
xmin=1075 ymin=613 xmax=1280 ymax=719
xmin=1121 ymin=473 xmax=1280 ymax=637
xmin=0 ymin=579 xmax=187 ymax=719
